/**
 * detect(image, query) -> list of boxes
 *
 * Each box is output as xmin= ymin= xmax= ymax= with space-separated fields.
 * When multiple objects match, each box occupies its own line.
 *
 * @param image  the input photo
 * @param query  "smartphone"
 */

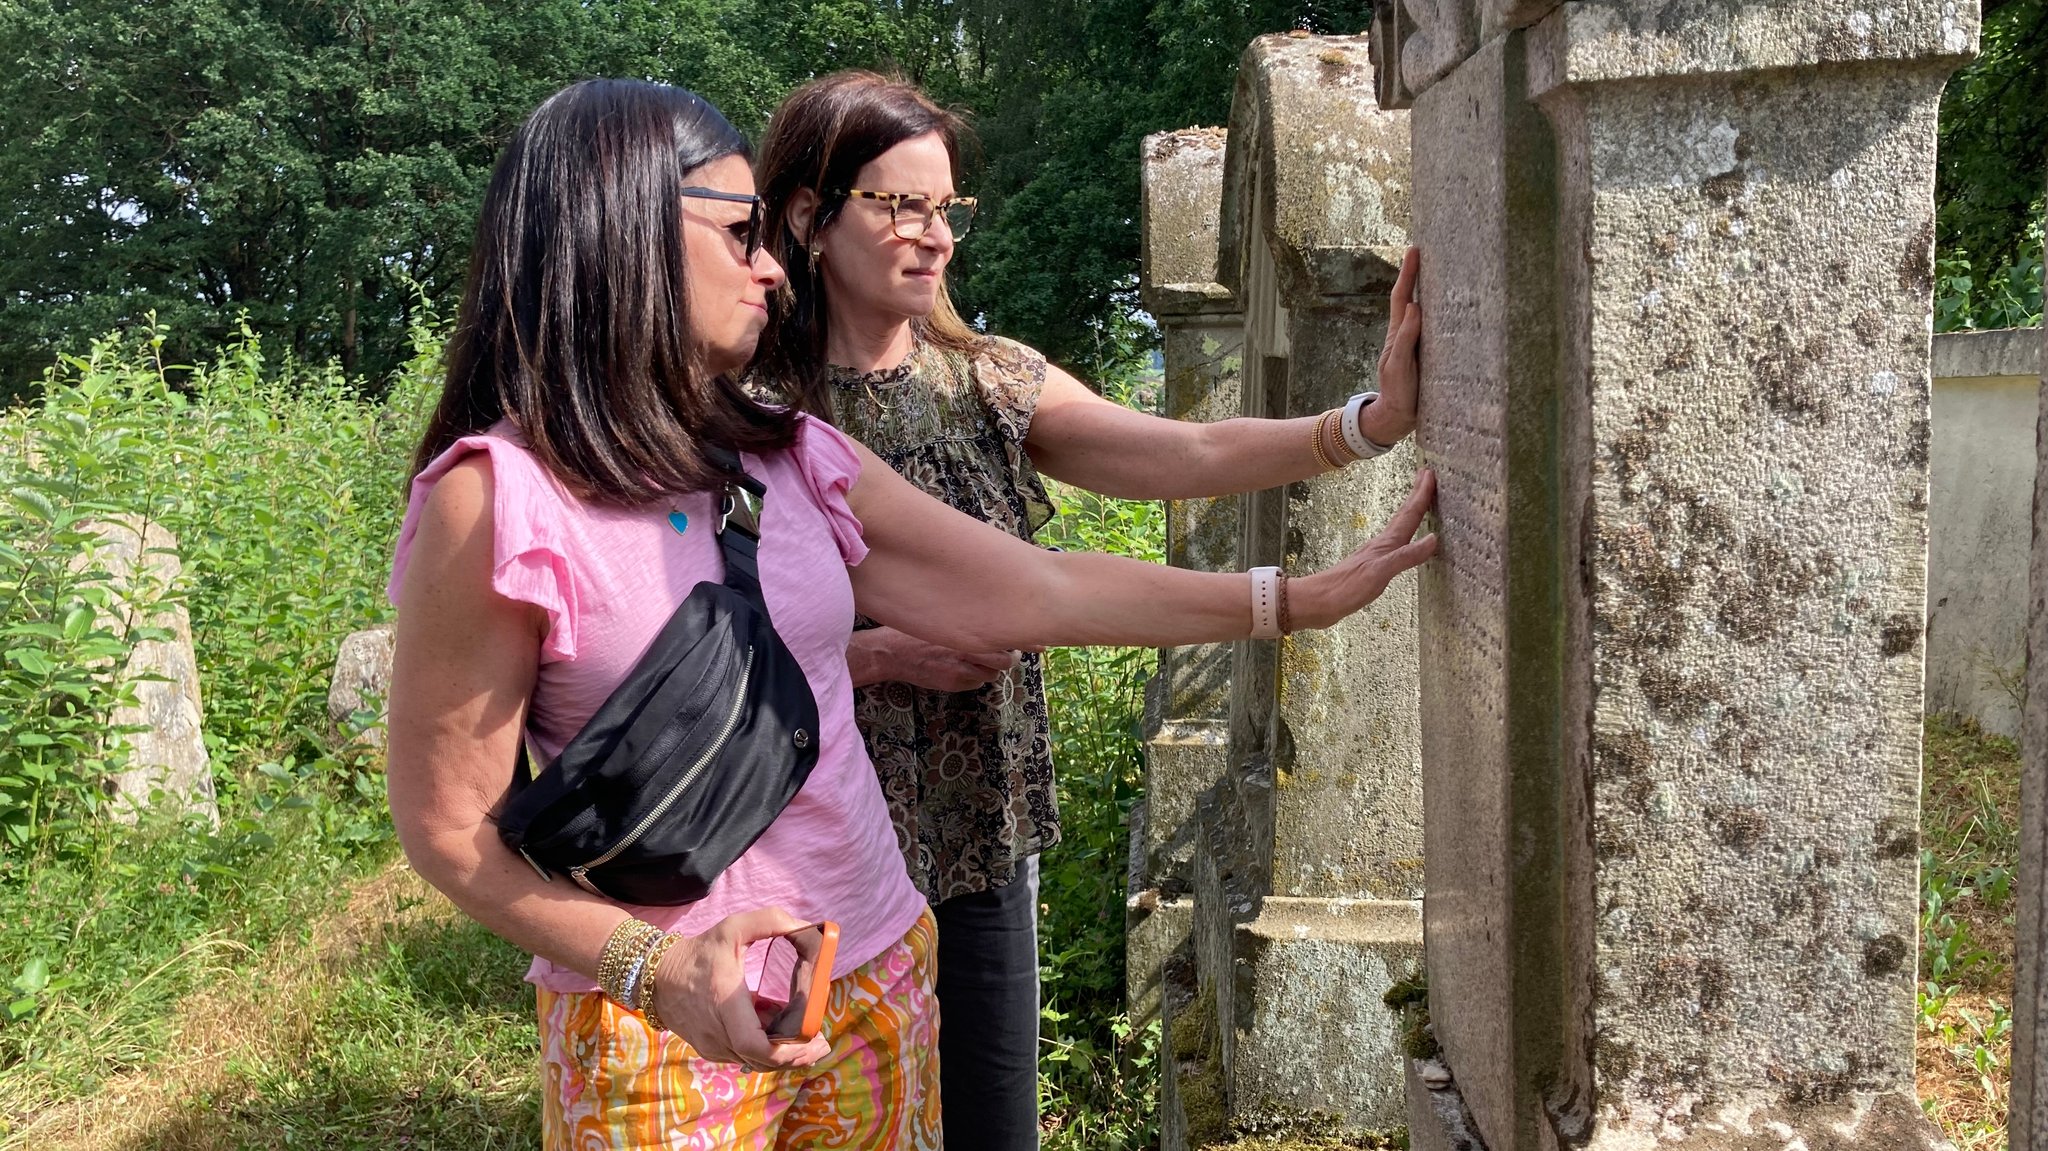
xmin=758 ymin=921 xmax=839 ymax=1045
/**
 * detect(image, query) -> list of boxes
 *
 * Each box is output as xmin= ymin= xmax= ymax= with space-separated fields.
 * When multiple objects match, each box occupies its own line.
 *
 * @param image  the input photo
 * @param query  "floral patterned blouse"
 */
xmin=821 ymin=335 xmax=1059 ymax=903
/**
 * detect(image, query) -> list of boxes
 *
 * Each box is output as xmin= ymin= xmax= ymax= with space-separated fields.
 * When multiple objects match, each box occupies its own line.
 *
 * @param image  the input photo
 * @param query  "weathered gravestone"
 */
xmin=81 ymin=515 xmax=217 ymax=826
xmin=1130 ymin=126 xmax=1245 ymax=1029
xmin=1157 ymin=31 xmax=1423 ymax=1148
xmin=1371 ymin=1 xmax=1980 ymax=1147
xmin=327 ymin=625 xmax=396 ymax=753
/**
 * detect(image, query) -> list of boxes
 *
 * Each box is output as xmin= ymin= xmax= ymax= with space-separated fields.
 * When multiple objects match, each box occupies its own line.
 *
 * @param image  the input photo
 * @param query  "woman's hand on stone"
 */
xmin=1292 ymin=469 xmax=1438 ymax=630
xmin=1364 ymin=246 xmax=1422 ymax=447
xmin=651 ymin=908 xmax=831 ymax=1072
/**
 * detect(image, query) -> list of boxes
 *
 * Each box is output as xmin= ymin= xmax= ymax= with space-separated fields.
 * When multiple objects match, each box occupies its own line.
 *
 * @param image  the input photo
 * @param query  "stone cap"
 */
xmin=1218 ymin=32 xmax=1411 ymax=308
xmin=1373 ymin=1 xmax=1976 ymax=107
xmin=1933 ymin=326 xmax=2043 ymax=380
xmin=1141 ymin=128 xmax=1238 ymax=317
xmin=1527 ymin=0 xmax=1980 ymax=97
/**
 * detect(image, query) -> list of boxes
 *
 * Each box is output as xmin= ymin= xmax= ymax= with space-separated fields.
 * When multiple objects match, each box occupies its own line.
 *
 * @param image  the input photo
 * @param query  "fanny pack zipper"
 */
xmin=568 ymin=645 xmax=755 ymax=895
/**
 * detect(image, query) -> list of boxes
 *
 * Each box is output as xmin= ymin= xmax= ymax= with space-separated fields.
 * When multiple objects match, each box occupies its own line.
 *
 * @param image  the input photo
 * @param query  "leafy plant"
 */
xmin=1033 ymin=374 xmax=1166 ymax=1150
xmin=1936 ymin=215 xmax=2045 ymax=332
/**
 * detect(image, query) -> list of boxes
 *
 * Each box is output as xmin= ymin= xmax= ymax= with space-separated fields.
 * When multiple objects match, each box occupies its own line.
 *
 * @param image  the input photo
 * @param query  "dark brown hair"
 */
xmin=752 ymin=71 xmax=988 ymax=417
xmin=412 ymin=79 xmax=797 ymax=504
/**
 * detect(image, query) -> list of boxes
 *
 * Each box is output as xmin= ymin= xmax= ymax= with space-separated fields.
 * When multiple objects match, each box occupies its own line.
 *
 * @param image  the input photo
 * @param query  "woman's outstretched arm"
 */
xmin=1021 ymin=247 xmax=1421 ymax=500
xmin=845 ymin=439 xmax=1437 ymax=652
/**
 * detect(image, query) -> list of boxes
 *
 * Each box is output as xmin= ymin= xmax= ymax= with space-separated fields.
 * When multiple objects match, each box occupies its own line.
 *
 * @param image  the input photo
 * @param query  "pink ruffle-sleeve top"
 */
xmin=388 ymin=415 xmax=926 ymax=990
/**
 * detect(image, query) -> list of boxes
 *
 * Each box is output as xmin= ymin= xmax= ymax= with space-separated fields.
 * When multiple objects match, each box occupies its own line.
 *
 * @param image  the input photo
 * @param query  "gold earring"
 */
xmin=808 ymin=244 xmax=821 ymax=274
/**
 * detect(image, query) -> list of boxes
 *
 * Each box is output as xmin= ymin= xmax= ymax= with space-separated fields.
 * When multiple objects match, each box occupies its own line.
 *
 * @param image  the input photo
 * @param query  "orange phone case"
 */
xmin=768 ymin=921 xmax=839 ymax=1045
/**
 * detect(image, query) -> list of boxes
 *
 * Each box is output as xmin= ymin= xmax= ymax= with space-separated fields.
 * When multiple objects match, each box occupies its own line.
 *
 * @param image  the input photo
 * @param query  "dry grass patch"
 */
xmin=1915 ymin=715 xmax=2021 ymax=1150
xmin=6 ymin=862 xmax=534 ymax=1151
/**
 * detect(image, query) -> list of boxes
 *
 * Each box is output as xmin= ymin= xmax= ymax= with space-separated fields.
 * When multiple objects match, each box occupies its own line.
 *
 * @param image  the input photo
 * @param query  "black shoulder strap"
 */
xmin=704 ymin=445 xmax=770 ymax=622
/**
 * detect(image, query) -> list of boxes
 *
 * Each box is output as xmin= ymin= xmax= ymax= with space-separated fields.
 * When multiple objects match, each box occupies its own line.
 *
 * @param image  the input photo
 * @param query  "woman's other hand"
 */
xmin=650 ymin=908 xmax=832 ymax=1071
xmin=1362 ymin=246 xmax=1422 ymax=447
xmin=1291 ymin=468 xmax=1439 ymax=630
xmin=849 ymin=625 xmax=1023 ymax=691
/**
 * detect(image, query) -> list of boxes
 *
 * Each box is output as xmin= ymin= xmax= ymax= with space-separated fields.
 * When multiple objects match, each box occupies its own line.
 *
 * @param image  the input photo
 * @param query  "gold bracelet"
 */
xmin=598 ymin=919 xmax=664 ymax=1006
xmin=1309 ymin=411 xmax=1340 ymax=472
xmin=639 ymin=932 xmax=685 ymax=1032
xmin=1324 ymin=406 xmax=1360 ymax=464
xmin=1277 ymin=571 xmax=1293 ymax=636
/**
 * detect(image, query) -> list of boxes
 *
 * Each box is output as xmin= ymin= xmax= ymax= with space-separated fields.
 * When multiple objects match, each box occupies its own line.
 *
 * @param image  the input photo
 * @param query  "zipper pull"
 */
xmin=568 ymin=866 xmax=604 ymax=897
xmin=519 ymin=846 xmax=553 ymax=883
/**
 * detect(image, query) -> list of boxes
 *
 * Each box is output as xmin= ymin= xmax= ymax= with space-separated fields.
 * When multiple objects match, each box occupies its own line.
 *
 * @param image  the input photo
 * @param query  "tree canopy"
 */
xmin=0 ymin=0 xmax=2038 ymax=397
xmin=1935 ymin=0 xmax=2047 ymax=329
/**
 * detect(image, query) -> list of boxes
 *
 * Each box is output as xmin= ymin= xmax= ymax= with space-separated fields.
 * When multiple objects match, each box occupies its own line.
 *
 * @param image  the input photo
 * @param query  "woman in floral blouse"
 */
xmin=752 ymin=72 xmax=1423 ymax=1148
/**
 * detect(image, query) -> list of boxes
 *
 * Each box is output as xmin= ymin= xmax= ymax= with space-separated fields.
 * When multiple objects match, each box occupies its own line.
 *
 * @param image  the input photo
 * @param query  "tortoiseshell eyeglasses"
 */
xmin=839 ymin=189 xmax=977 ymax=241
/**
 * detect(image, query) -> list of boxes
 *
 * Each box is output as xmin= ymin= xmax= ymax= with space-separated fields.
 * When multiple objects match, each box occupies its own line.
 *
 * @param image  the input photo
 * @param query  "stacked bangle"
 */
xmin=1276 ymin=571 xmax=1293 ymax=636
xmin=1309 ymin=410 xmax=1342 ymax=472
xmin=639 ymin=931 xmax=684 ymax=1032
xmin=598 ymin=918 xmax=666 ymax=1006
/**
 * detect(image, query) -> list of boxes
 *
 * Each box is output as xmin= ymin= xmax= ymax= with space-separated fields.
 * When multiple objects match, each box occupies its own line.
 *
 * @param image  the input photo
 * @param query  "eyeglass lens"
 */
xmin=893 ymin=198 xmax=975 ymax=241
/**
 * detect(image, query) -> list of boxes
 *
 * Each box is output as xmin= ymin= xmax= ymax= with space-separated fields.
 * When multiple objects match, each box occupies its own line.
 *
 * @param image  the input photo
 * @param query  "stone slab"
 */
xmin=1933 ymin=325 xmax=2043 ymax=380
xmin=1218 ymin=34 xmax=1411 ymax=306
xmin=1225 ymin=896 xmax=1422 ymax=1133
xmin=2016 ymin=255 xmax=2048 ymax=1150
xmin=1526 ymin=0 xmax=1978 ymax=89
xmin=81 ymin=516 xmax=217 ymax=827
xmin=1142 ymin=128 xmax=1232 ymax=317
xmin=1410 ymin=30 xmax=1576 ymax=1149
xmin=1127 ymin=893 xmax=1193 ymax=1026
xmin=1926 ymin=372 xmax=2034 ymax=736
xmin=1142 ymin=723 xmax=1230 ymax=886
xmin=1527 ymin=2 xmax=1968 ymax=1142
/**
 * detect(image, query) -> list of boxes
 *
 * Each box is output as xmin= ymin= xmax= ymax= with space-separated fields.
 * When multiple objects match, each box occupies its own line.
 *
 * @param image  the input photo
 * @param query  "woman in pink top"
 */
xmin=385 ymin=80 xmax=1435 ymax=1150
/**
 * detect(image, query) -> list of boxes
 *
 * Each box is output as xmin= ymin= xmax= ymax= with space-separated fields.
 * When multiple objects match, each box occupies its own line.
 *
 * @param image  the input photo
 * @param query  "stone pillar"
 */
xmin=1163 ymin=32 xmax=1420 ymax=1148
xmin=1130 ymin=128 xmax=1244 ymax=1030
xmin=1375 ymin=2 xmax=1980 ymax=1148
xmin=2016 ymin=189 xmax=2048 ymax=1151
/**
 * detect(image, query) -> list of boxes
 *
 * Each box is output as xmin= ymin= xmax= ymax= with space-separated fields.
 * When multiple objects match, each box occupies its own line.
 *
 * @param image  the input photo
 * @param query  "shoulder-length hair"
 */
xmin=752 ymin=71 xmax=989 ymax=418
xmin=412 ymin=79 xmax=798 ymax=504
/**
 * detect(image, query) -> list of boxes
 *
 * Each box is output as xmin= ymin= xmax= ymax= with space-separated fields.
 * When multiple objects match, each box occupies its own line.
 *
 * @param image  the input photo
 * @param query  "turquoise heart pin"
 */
xmin=667 ymin=511 xmax=689 ymax=536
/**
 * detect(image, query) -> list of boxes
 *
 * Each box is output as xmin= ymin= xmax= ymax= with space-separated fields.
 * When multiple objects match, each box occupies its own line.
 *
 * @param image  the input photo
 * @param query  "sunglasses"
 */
xmin=680 ymin=186 xmax=766 ymax=260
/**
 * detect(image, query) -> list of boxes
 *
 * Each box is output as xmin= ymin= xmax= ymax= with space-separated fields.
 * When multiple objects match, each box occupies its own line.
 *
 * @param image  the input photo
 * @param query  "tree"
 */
xmin=948 ymin=0 xmax=1378 ymax=381
xmin=0 ymin=0 xmax=811 ymax=397
xmin=1934 ymin=0 xmax=2047 ymax=328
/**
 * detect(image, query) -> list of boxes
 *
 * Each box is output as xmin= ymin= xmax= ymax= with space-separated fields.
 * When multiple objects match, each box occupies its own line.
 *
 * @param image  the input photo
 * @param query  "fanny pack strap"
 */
xmin=705 ymin=445 xmax=770 ymax=622
xmin=511 ymin=446 xmax=768 ymax=791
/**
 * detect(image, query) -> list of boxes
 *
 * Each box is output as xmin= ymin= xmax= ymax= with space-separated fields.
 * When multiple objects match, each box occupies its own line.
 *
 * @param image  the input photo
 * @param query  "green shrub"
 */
xmin=1034 ymin=374 xmax=1165 ymax=1150
xmin=0 ymin=316 xmax=437 ymax=1121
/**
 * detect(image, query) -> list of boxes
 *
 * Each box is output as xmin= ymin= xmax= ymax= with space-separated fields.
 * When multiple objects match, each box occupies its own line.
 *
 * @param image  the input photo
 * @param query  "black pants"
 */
xmin=933 ymin=856 xmax=1040 ymax=1151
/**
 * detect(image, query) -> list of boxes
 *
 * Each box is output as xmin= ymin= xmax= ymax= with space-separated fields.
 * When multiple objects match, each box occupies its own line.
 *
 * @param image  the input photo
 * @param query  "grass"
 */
xmin=10 ymin=858 xmax=539 ymax=1150
xmin=1916 ymin=713 xmax=2022 ymax=1150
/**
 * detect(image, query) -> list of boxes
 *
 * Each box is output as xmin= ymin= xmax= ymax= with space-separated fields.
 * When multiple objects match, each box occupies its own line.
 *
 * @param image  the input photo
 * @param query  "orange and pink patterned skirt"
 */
xmin=538 ymin=911 xmax=941 ymax=1150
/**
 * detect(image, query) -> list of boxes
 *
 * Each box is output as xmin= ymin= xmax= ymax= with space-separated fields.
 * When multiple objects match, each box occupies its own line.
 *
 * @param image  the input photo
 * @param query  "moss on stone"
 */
xmin=1379 ymin=964 xmax=1439 ymax=1060
xmin=1172 ymin=985 xmax=1228 ymax=1146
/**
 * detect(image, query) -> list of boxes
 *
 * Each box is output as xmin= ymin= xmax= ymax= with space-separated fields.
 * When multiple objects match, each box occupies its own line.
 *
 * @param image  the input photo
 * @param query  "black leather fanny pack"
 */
xmin=492 ymin=454 xmax=821 ymax=906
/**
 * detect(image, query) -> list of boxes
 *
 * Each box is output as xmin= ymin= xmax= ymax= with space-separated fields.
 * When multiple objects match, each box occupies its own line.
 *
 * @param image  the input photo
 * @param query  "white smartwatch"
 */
xmin=1341 ymin=392 xmax=1395 ymax=460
